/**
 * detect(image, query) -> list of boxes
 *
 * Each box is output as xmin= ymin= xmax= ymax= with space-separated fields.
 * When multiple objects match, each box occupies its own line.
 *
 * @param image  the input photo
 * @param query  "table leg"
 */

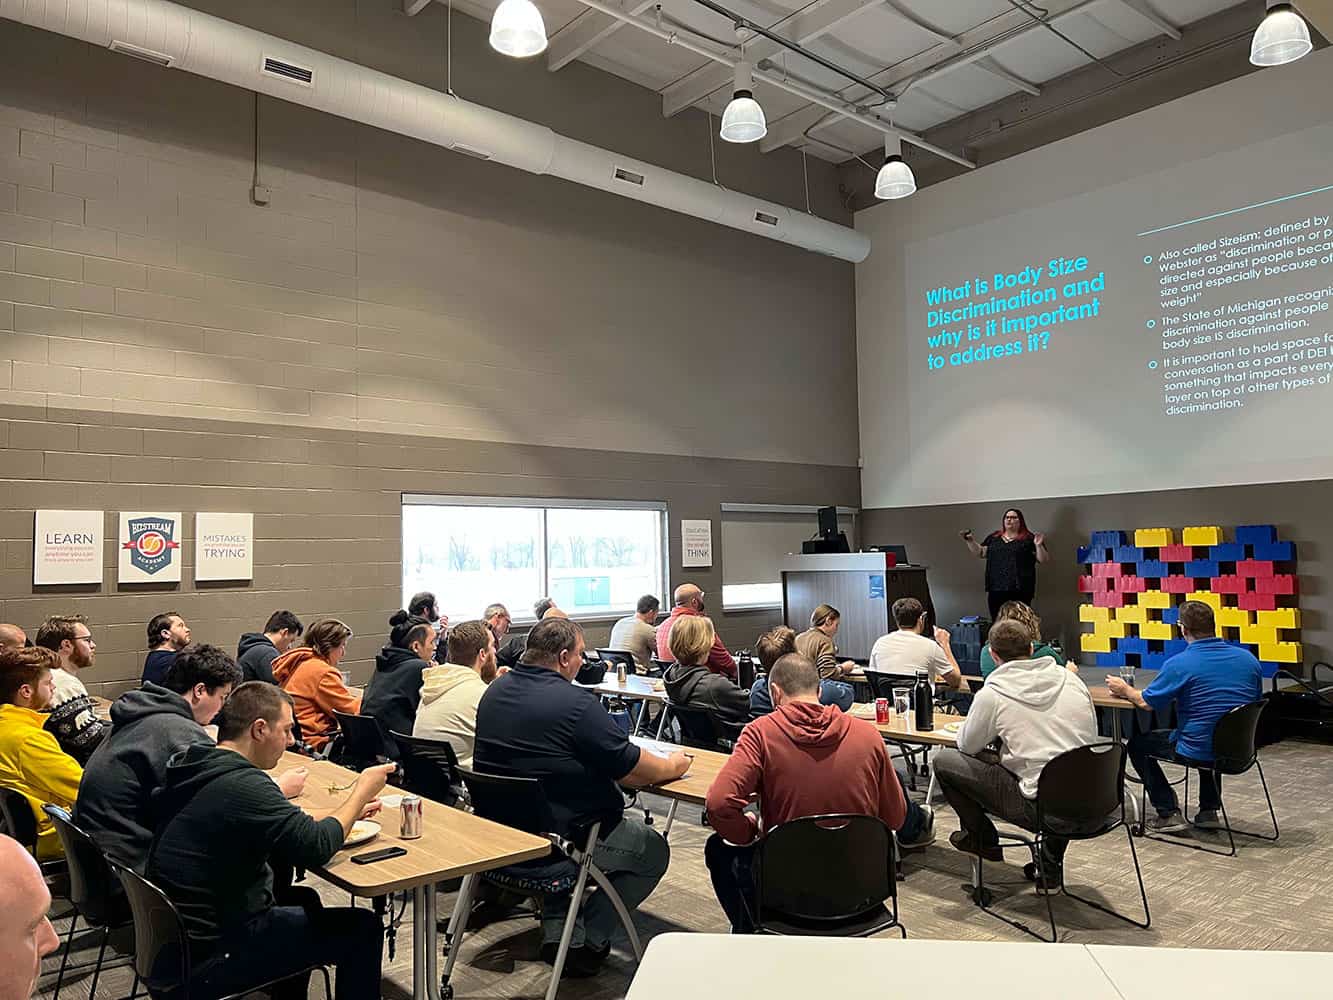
xmin=662 ymin=799 xmax=679 ymax=838
xmin=412 ymin=883 xmax=441 ymax=1000
xmin=440 ymin=875 xmax=477 ymax=996
xmin=633 ymin=699 xmax=650 ymax=736
xmin=655 ymin=703 xmax=670 ymax=740
xmin=1111 ymin=708 xmax=1142 ymax=827
xmin=924 ymin=750 xmax=938 ymax=805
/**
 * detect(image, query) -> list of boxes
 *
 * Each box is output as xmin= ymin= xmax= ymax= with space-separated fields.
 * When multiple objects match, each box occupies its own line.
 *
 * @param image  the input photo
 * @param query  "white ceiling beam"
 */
xmin=974 ymin=56 xmax=1042 ymax=96
xmin=660 ymin=0 xmax=887 ymax=117
xmin=548 ymin=1 xmax=657 ymax=71
xmin=759 ymin=0 xmax=1099 ymax=153
xmin=402 ymin=0 xmax=433 ymax=15
xmin=1113 ymin=0 xmax=1183 ymax=41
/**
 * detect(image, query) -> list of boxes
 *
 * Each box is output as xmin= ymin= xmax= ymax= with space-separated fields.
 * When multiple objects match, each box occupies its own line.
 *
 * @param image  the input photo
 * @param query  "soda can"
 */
xmin=400 ymin=794 xmax=423 ymax=839
xmin=875 ymin=698 xmax=890 ymax=725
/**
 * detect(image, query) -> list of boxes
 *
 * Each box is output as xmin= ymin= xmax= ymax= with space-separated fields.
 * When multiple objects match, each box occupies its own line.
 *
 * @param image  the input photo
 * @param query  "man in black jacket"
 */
xmin=75 ymin=644 xmax=259 ymax=872
xmin=149 ymin=682 xmax=391 ymax=1000
xmin=236 ymin=611 xmax=304 ymax=685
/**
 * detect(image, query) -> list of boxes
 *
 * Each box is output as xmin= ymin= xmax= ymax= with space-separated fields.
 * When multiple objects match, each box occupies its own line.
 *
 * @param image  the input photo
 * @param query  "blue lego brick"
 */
xmin=1137 ymin=560 xmax=1168 ymax=577
xmin=1076 ymin=546 xmax=1095 ymax=564
xmin=1142 ymin=653 xmax=1168 ymax=671
xmin=1118 ymin=637 xmax=1149 ymax=654
xmin=1236 ymin=524 xmax=1277 ymax=546
xmin=1165 ymin=639 xmax=1188 ymax=655
xmin=1095 ymin=652 xmax=1127 ymax=667
xmin=1209 ymin=543 xmax=1245 ymax=562
xmin=1092 ymin=530 xmax=1128 ymax=548
xmin=1162 ymin=608 xmax=1180 ymax=625
xmin=1114 ymin=545 xmax=1145 ymax=562
xmin=1252 ymin=541 xmax=1295 ymax=561
xmin=1185 ymin=560 xmax=1219 ymax=578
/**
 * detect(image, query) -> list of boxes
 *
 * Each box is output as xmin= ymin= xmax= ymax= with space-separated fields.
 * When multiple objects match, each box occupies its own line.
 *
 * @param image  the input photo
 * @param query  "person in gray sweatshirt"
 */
xmin=932 ymin=619 xmax=1098 ymax=892
xmin=74 ymin=644 xmax=245 ymax=872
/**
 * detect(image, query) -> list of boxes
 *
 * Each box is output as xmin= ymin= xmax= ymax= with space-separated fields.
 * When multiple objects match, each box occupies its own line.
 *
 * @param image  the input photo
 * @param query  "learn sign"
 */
xmin=33 ymin=510 xmax=104 ymax=586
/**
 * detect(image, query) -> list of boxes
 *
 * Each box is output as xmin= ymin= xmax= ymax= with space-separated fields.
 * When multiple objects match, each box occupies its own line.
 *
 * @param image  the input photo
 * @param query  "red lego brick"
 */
xmin=1118 ymin=576 xmax=1147 ymax=593
xmin=1236 ymin=560 xmax=1275 ymax=578
xmin=1238 ymin=592 xmax=1278 ymax=611
xmin=1162 ymin=576 xmax=1197 ymax=594
xmin=1209 ymin=575 xmax=1248 ymax=595
xmin=1160 ymin=545 xmax=1194 ymax=562
xmin=1256 ymin=575 xmax=1297 ymax=595
xmin=1091 ymin=562 xmax=1122 ymax=578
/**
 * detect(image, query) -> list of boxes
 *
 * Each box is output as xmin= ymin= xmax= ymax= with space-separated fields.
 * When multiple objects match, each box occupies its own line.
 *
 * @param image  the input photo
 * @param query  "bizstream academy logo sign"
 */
xmin=119 ymin=513 xmax=183 ymax=582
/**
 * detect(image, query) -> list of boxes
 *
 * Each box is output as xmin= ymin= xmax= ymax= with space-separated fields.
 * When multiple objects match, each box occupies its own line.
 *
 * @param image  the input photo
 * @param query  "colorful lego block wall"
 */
xmin=1078 ymin=525 xmax=1298 ymax=678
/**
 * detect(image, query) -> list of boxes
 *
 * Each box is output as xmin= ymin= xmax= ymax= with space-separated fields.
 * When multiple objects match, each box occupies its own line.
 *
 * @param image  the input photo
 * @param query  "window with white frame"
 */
xmin=721 ymin=505 xmax=857 ymax=610
xmin=402 ymin=496 xmax=668 ymax=623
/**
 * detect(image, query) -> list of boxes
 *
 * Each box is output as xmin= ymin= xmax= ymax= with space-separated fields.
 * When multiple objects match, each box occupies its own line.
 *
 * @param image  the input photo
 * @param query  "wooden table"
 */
xmin=91 ymin=695 xmax=113 ymax=721
xmin=277 ymin=752 xmax=549 ymax=1000
xmin=635 ymin=740 xmax=732 ymax=807
xmin=627 ymin=934 xmax=1126 ymax=999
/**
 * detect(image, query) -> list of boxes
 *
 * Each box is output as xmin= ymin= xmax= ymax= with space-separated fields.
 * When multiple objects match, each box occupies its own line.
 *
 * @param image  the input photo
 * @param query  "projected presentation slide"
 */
xmin=903 ymin=120 xmax=1333 ymax=503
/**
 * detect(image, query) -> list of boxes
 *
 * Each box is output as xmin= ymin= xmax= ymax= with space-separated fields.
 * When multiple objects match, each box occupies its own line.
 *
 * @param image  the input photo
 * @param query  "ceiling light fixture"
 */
xmin=874 ymin=134 xmax=915 ymax=200
xmin=490 ymin=0 xmax=548 ymax=58
xmin=1250 ymin=2 xmax=1313 ymax=67
xmin=720 ymin=62 xmax=766 ymax=143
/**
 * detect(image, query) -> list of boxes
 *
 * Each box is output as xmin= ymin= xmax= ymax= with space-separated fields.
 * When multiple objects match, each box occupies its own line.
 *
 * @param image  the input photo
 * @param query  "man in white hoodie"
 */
xmin=412 ymin=620 xmax=498 ymax=767
xmin=933 ymin=620 xmax=1097 ymax=891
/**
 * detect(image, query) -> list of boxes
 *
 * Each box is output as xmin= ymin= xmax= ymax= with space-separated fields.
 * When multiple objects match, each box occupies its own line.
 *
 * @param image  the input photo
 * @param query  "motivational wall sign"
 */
xmin=119 ymin=511 xmax=183 ymax=584
xmin=195 ymin=512 xmax=254 ymax=581
xmin=33 ymin=510 xmax=104 ymax=586
xmin=681 ymin=519 xmax=713 ymax=568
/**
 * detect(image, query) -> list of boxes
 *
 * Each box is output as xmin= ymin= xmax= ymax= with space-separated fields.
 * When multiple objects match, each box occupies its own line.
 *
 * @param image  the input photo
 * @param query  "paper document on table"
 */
xmin=631 ymin=736 xmax=683 ymax=759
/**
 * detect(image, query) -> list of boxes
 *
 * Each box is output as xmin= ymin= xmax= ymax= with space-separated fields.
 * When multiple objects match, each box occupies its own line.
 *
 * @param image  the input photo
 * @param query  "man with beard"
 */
xmin=412 ymin=620 xmax=499 ymax=768
xmin=34 ymin=615 xmax=106 ymax=763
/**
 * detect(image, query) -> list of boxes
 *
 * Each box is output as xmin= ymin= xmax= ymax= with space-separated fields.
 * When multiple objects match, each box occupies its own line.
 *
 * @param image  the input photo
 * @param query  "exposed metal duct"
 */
xmin=0 ymin=0 xmax=870 ymax=262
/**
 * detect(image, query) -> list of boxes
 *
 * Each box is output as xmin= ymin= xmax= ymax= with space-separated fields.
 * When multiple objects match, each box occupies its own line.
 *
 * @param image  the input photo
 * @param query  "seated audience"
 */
xmin=362 ymin=611 xmax=438 ymax=756
xmin=704 ymin=653 xmax=932 ymax=932
xmin=1109 ymin=600 xmax=1263 ymax=833
xmin=474 ymin=618 xmax=688 ymax=976
xmin=0 ymin=647 xmax=83 ymax=860
xmin=933 ymin=620 xmax=1097 ymax=891
xmin=980 ymin=601 xmax=1069 ymax=677
xmin=795 ymin=604 xmax=857 ymax=710
xmin=0 ymin=623 xmax=27 ymax=652
xmin=34 ymin=615 xmax=107 ymax=763
xmin=0 ymin=834 xmax=60 ymax=1000
xmin=656 ymin=584 xmax=737 ymax=681
xmin=747 ymin=626 xmax=797 ymax=715
xmin=75 ymin=644 xmax=250 ymax=872
xmin=237 ymin=611 xmax=304 ymax=685
xmin=408 ymin=592 xmax=450 ymax=664
xmin=485 ymin=603 xmax=526 ymax=668
xmin=141 ymin=611 xmax=191 ymax=686
xmin=869 ymin=597 xmax=965 ymax=695
xmin=272 ymin=619 xmax=361 ymax=751
xmin=149 ymin=682 xmax=390 ymax=1000
xmin=663 ymin=616 xmax=750 ymax=724
xmin=413 ymin=620 xmax=498 ymax=767
xmin=533 ymin=596 xmax=559 ymax=620
xmin=608 ymin=595 xmax=660 ymax=671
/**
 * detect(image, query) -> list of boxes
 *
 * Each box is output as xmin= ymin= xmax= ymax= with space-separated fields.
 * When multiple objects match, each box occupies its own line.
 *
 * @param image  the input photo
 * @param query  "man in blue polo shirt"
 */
xmin=474 ymin=617 xmax=689 ymax=977
xmin=1107 ymin=600 xmax=1262 ymax=834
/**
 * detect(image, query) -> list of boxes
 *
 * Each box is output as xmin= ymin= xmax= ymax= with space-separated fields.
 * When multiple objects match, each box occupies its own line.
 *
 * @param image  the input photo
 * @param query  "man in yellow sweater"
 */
xmin=0 ymin=647 xmax=83 ymax=860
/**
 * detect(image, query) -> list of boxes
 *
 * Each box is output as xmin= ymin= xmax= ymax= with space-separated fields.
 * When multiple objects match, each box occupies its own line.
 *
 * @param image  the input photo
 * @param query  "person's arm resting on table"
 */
xmin=573 ymin=702 xmax=688 ymax=788
xmin=704 ymin=727 xmax=763 ymax=845
xmin=1107 ymin=661 xmax=1182 ymax=712
xmin=954 ymin=690 xmax=998 ymax=756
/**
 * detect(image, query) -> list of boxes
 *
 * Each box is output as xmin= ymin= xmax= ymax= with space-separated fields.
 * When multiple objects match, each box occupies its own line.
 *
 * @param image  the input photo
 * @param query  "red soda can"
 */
xmin=875 ymin=698 xmax=890 ymax=724
xmin=400 ymin=794 xmax=423 ymax=839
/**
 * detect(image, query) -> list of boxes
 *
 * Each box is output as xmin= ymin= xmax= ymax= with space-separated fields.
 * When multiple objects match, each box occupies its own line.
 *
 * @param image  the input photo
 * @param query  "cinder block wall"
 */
xmin=0 ymin=8 xmax=860 ymax=696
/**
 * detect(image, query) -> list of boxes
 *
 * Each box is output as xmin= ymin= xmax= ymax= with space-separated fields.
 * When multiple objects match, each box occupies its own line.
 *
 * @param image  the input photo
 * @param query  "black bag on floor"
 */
xmin=1260 ymin=664 xmax=1333 ymax=746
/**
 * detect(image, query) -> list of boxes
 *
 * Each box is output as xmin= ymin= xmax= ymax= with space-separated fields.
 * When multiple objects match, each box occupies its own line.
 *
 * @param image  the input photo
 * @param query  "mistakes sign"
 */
xmin=195 ymin=513 xmax=254 ymax=582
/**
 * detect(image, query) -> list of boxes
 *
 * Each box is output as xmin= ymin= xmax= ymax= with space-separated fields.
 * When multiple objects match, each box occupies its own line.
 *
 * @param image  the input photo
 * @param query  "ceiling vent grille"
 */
xmin=449 ymin=143 xmax=492 ymax=161
xmin=261 ymin=55 xmax=314 ymax=85
xmin=613 ymin=166 xmax=645 ymax=187
xmin=109 ymin=40 xmax=173 ymax=67
xmin=754 ymin=211 xmax=779 ymax=227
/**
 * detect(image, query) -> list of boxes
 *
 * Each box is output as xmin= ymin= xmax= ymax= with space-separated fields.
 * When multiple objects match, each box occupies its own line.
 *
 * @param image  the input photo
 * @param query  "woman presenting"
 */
xmin=960 ymin=508 xmax=1049 ymax=619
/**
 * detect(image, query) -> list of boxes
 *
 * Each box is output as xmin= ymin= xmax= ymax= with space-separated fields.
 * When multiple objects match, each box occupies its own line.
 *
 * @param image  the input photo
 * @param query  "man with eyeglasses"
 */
xmin=656 ymin=583 xmax=738 ymax=681
xmin=34 ymin=615 xmax=107 ymax=764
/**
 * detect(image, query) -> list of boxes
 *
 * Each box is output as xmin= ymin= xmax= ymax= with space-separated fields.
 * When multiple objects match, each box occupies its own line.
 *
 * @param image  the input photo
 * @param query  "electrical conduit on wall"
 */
xmin=0 ymin=0 xmax=871 ymax=262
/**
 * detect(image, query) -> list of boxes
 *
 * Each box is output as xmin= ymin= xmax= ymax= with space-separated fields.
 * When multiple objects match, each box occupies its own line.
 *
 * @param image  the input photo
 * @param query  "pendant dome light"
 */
xmin=1250 ymin=2 xmax=1313 ymax=67
xmin=720 ymin=61 xmax=767 ymax=143
xmin=874 ymin=134 xmax=916 ymax=200
xmin=490 ymin=0 xmax=548 ymax=58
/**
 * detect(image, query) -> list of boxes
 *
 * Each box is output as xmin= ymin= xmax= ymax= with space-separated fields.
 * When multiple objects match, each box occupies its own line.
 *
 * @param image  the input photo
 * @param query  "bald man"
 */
xmin=656 ymin=584 xmax=737 ymax=681
xmin=0 ymin=626 xmax=25 ymax=653
xmin=0 ymin=835 xmax=59 ymax=1000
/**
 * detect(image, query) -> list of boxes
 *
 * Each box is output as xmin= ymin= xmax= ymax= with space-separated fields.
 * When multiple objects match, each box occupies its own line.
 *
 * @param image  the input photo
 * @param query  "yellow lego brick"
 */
xmin=1081 ymin=633 xmax=1112 ymax=653
xmin=1095 ymin=621 xmax=1128 ymax=639
xmin=1182 ymin=526 xmax=1223 ymax=546
xmin=1191 ymin=591 xmax=1223 ymax=611
xmin=1115 ymin=605 xmax=1149 ymax=624
xmin=1216 ymin=607 xmax=1253 ymax=629
xmin=1258 ymin=641 xmax=1302 ymax=664
xmin=1139 ymin=590 xmax=1171 ymax=608
xmin=1257 ymin=609 xmax=1301 ymax=630
xmin=1079 ymin=605 xmax=1111 ymax=623
xmin=1240 ymin=625 xmax=1279 ymax=646
xmin=1134 ymin=527 xmax=1174 ymax=547
xmin=1139 ymin=621 xmax=1174 ymax=640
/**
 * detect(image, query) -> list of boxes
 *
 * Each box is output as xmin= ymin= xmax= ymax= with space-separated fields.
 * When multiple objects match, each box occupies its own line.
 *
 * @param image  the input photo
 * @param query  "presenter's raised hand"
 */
xmin=959 ymin=529 xmax=974 ymax=541
xmin=1034 ymin=532 xmax=1046 ymax=547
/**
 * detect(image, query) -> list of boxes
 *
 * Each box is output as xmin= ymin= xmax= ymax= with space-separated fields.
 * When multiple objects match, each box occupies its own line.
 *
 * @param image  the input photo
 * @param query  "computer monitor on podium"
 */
xmin=804 ymin=506 xmax=849 ymax=554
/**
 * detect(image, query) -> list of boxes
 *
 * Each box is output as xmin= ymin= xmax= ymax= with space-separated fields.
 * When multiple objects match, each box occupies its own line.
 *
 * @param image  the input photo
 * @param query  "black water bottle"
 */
xmin=913 ymin=669 xmax=934 ymax=731
xmin=738 ymin=649 xmax=755 ymax=690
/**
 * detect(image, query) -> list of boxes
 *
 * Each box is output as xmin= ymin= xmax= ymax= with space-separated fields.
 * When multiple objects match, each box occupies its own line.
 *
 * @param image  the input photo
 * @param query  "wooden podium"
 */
xmin=780 ymin=553 xmax=935 ymax=661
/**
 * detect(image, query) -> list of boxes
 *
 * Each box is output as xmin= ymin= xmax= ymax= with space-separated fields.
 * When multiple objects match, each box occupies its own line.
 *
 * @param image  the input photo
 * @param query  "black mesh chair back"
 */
xmin=0 ymin=785 xmax=38 ymax=854
xmin=110 ymin=862 xmax=191 ymax=994
xmin=43 ymin=806 xmax=125 ymax=927
xmin=331 ymin=710 xmax=393 ymax=769
xmin=457 ymin=767 xmax=557 ymax=838
xmin=647 ymin=658 xmax=673 ymax=677
xmin=596 ymin=649 xmax=637 ymax=675
xmin=391 ymin=731 xmax=462 ymax=805
xmin=667 ymin=703 xmax=746 ymax=752
xmin=1212 ymin=701 xmax=1267 ymax=774
xmin=575 ymin=658 xmax=607 ymax=686
xmin=754 ymin=815 xmax=898 ymax=933
xmin=1035 ymin=742 xmax=1125 ymax=838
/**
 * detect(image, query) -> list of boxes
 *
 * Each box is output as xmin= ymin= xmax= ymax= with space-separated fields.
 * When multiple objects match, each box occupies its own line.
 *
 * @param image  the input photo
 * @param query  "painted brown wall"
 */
xmin=860 ymin=481 xmax=1328 ymax=672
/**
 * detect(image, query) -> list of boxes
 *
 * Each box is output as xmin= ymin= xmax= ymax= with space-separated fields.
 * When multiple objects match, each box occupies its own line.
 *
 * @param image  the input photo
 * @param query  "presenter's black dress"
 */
xmin=983 ymin=533 xmax=1038 ymax=619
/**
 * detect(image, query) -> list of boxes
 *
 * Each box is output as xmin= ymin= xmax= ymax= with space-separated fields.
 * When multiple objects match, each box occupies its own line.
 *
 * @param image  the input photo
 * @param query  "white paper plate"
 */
xmin=343 ymin=820 xmax=381 ymax=848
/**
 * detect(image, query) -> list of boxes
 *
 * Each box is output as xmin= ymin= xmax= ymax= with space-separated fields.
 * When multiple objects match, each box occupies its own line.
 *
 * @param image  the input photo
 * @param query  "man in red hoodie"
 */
xmin=703 ymin=653 xmax=933 ymax=932
xmin=656 ymin=584 xmax=737 ymax=681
